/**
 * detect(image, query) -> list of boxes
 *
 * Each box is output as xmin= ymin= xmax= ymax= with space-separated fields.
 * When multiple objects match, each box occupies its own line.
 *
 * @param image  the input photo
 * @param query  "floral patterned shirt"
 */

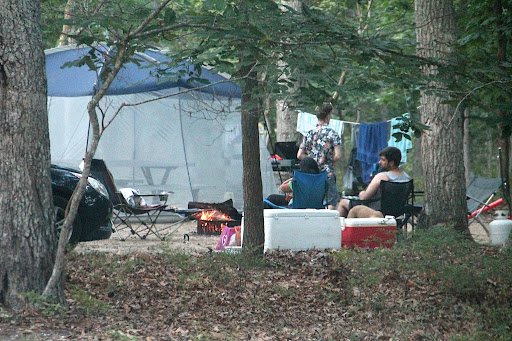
xmin=300 ymin=124 xmax=342 ymax=176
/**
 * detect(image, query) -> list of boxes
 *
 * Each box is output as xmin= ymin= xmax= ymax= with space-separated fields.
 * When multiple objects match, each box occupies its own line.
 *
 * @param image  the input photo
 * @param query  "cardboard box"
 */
xmin=263 ymin=209 xmax=342 ymax=252
xmin=342 ymin=216 xmax=397 ymax=248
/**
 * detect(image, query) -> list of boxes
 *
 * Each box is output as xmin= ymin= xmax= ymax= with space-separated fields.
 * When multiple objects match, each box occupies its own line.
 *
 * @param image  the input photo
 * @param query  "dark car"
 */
xmin=51 ymin=164 xmax=113 ymax=243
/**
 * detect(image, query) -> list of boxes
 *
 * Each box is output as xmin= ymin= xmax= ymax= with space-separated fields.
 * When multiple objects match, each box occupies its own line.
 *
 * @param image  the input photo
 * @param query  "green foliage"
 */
xmin=69 ymin=286 xmax=112 ymax=315
xmin=118 ymin=255 xmax=147 ymax=274
xmin=41 ymin=0 xmax=67 ymax=48
xmin=41 ymin=0 xmax=422 ymax=121
xmin=39 ymin=0 xmax=510 ymax=181
xmin=22 ymin=291 xmax=66 ymax=315
xmin=390 ymin=113 xmax=430 ymax=141
xmin=108 ymin=330 xmax=139 ymax=341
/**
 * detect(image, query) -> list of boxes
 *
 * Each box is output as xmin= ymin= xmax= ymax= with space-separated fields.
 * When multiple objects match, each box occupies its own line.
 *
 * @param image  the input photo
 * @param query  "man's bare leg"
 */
xmin=337 ymin=198 xmax=350 ymax=217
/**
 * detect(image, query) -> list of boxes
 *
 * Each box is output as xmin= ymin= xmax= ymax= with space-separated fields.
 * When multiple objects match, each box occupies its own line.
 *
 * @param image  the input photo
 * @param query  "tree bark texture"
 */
xmin=275 ymin=0 xmax=302 ymax=144
xmin=495 ymin=0 xmax=511 ymax=212
xmin=415 ymin=0 xmax=468 ymax=231
xmin=241 ymin=67 xmax=265 ymax=252
xmin=276 ymin=99 xmax=301 ymax=143
xmin=58 ymin=0 xmax=76 ymax=46
xmin=0 ymin=0 xmax=59 ymax=309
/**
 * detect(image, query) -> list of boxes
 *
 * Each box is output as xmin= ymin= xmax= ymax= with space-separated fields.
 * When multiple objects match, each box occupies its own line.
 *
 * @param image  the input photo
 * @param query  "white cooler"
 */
xmin=263 ymin=209 xmax=341 ymax=252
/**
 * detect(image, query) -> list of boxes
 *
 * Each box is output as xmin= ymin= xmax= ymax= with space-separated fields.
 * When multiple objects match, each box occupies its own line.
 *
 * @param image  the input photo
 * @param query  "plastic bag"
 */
xmin=215 ymin=225 xmax=242 ymax=251
xmin=215 ymin=225 xmax=236 ymax=251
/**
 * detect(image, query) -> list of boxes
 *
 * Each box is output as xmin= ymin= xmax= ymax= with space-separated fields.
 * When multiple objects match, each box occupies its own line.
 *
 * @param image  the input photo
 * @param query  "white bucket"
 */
xmin=488 ymin=210 xmax=512 ymax=246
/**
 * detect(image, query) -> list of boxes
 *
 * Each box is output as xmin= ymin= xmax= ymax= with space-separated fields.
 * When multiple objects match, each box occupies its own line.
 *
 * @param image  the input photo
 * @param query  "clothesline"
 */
xmin=296 ymin=111 xmax=394 ymax=137
xmin=296 ymin=111 xmax=412 ymax=167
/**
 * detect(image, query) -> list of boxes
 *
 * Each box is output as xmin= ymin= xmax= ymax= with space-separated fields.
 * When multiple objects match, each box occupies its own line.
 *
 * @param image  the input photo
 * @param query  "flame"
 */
xmin=199 ymin=209 xmax=232 ymax=222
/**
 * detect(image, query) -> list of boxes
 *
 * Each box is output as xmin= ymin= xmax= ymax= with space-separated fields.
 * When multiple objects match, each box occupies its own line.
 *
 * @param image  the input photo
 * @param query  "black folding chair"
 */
xmin=90 ymin=159 xmax=169 ymax=240
xmin=349 ymin=179 xmax=415 ymax=230
xmin=379 ymin=180 xmax=415 ymax=230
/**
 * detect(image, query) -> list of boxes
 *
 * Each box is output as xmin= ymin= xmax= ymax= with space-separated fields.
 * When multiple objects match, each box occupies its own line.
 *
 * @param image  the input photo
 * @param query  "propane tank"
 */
xmin=488 ymin=210 xmax=512 ymax=246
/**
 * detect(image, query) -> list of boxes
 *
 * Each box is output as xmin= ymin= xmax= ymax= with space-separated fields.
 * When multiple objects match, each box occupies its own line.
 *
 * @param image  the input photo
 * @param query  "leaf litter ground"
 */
xmin=1 ymin=219 xmax=510 ymax=340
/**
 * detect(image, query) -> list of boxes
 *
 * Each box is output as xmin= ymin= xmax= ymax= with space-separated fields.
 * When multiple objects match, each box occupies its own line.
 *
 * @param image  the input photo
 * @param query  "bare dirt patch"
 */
xmin=75 ymin=214 xmax=495 ymax=256
xmin=75 ymin=220 xmax=220 ymax=255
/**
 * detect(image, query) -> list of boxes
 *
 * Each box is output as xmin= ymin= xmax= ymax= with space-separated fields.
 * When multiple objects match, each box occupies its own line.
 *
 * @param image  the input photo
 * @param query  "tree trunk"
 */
xmin=275 ymin=0 xmax=302 ymax=144
xmin=415 ymin=0 xmax=468 ymax=232
xmin=276 ymin=98 xmax=300 ymax=143
xmin=495 ymin=0 xmax=512 ymax=212
xmin=58 ymin=0 xmax=76 ymax=46
xmin=0 ymin=0 xmax=60 ymax=309
xmin=44 ymin=0 xmax=174 ymax=298
xmin=241 ymin=66 xmax=265 ymax=253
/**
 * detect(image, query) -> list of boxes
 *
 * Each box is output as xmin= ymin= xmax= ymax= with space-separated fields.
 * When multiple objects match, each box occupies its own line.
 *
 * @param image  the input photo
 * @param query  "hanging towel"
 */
xmin=296 ymin=111 xmax=318 ymax=136
xmin=328 ymin=119 xmax=344 ymax=137
xmin=356 ymin=121 xmax=389 ymax=183
xmin=387 ymin=116 xmax=413 ymax=164
xmin=296 ymin=111 xmax=344 ymax=136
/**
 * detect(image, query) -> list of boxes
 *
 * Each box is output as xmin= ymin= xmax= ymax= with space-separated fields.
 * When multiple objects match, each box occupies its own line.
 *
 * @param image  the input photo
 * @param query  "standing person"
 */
xmin=337 ymin=146 xmax=411 ymax=217
xmin=297 ymin=103 xmax=342 ymax=209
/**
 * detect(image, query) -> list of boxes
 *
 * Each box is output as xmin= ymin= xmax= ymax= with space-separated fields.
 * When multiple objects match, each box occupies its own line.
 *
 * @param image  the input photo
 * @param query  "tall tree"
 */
xmin=415 ymin=0 xmax=468 ymax=231
xmin=494 ymin=0 xmax=511 ymax=211
xmin=275 ymin=0 xmax=302 ymax=144
xmin=240 ymin=64 xmax=265 ymax=251
xmin=44 ymin=0 xmax=175 ymax=297
xmin=58 ymin=0 xmax=76 ymax=46
xmin=0 ymin=0 xmax=59 ymax=309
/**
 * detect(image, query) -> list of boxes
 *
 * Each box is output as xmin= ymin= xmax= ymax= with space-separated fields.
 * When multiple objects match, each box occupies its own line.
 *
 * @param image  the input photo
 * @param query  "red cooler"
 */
xmin=342 ymin=216 xmax=397 ymax=248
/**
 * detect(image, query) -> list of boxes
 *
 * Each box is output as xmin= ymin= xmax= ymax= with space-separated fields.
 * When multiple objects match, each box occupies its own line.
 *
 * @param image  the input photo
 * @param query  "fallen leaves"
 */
xmin=0 ymin=247 xmax=510 ymax=340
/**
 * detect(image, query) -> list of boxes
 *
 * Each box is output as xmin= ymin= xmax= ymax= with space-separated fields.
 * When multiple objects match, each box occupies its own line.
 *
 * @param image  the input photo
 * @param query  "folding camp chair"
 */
xmin=466 ymin=175 xmax=504 ymax=234
xmin=349 ymin=179 xmax=415 ymax=230
xmin=263 ymin=170 xmax=328 ymax=209
xmin=90 ymin=159 xmax=169 ymax=240
xmin=380 ymin=180 xmax=415 ymax=230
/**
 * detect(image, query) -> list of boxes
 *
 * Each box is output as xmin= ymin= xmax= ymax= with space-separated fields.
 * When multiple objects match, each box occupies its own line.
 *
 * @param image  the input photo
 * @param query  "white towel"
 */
xmin=296 ymin=111 xmax=344 ymax=136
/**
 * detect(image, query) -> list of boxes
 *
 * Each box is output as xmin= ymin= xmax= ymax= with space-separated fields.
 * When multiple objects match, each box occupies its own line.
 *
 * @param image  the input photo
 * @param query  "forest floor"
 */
xmin=1 ymin=215 xmax=510 ymax=340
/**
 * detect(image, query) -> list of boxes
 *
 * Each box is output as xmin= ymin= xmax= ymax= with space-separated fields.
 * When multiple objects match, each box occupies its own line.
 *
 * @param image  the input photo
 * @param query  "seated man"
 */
xmin=338 ymin=146 xmax=411 ymax=217
xmin=264 ymin=157 xmax=320 ymax=208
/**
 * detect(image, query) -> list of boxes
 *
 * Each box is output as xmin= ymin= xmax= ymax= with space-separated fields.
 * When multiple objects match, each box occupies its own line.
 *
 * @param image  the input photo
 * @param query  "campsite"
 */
xmin=1 ymin=1 xmax=512 ymax=340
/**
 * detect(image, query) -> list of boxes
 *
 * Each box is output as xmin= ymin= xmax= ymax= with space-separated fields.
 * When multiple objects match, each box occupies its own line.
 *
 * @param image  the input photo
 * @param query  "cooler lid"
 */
xmin=344 ymin=216 xmax=397 ymax=227
xmin=263 ymin=209 xmax=339 ymax=219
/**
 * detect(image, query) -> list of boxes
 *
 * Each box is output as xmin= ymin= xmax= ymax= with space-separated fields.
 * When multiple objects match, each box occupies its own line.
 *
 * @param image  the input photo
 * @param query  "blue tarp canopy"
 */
xmin=45 ymin=45 xmax=241 ymax=98
xmin=46 ymin=45 xmax=277 ymax=210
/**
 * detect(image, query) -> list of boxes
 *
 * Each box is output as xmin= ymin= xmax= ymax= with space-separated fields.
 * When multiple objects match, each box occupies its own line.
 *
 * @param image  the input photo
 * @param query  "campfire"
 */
xmin=195 ymin=210 xmax=239 ymax=235
xmin=188 ymin=199 xmax=242 ymax=235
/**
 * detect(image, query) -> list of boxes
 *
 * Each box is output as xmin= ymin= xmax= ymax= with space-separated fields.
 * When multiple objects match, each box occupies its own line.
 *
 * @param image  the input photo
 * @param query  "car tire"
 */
xmin=53 ymin=195 xmax=81 ymax=243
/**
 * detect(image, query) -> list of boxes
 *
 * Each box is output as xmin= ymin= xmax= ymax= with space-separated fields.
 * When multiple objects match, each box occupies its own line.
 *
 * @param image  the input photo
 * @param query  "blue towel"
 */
xmin=357 ymin=121 xmax=389 ymax=183
xmin=387 ymin=117 xmax=412 ymax=164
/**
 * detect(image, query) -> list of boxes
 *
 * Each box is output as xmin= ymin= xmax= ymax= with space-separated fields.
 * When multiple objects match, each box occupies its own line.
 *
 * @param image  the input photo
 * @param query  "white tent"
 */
xmin=46 ymin=46 xmax=277 ymax=209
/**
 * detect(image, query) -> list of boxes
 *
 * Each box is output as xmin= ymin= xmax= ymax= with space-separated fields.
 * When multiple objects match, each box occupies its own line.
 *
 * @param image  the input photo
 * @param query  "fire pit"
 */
xmin=195 ymin=210 xmax=241 ymax=235
xmin=188 ymin=199 xmax=243 ymax=235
